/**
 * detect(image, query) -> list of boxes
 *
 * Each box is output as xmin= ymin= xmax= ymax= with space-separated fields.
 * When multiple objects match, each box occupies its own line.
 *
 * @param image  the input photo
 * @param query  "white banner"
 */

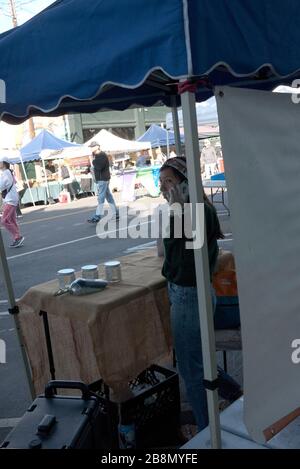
xmin=216 ymin=86 xmax=300 ymax=444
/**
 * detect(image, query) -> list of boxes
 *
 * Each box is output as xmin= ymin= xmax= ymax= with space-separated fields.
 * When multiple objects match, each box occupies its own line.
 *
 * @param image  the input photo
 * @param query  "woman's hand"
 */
xmin=168 ymin=182 xmax=188 ymax=207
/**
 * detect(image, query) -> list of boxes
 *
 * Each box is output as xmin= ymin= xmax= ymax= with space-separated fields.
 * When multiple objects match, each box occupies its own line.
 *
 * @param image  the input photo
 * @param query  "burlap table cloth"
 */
xmin=18 ymin=249 xmax=172 ymax=400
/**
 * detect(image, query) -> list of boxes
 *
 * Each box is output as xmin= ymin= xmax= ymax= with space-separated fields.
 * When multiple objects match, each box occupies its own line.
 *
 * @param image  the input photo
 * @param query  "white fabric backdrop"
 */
xmin=216 ymin=86 xmax=300 ymax=443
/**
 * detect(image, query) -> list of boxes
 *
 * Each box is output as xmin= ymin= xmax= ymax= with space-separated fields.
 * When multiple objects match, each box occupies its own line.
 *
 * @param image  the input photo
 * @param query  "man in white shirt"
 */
xmin=201 ymin=139 xmax=218 ymax=178
xmin=0 ymin=157 xmax=24 ymax=247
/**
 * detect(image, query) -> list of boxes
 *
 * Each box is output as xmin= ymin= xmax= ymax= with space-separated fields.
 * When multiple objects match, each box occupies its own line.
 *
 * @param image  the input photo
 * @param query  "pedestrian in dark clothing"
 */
xmin=87 ymin=141 xmax=119 ymax=223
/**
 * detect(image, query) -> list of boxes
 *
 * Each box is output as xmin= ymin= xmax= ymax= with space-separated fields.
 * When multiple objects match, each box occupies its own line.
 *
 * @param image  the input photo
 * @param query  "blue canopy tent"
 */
xmin=1 ymin=0 xmax=300 ymax=448
xmin=1 ymin=0 xmax=300 ymax=125
xmin=21 ymin=129 xmax=82 ymax=199
xmin=20 ymin=129 xmax=80 ymax=162
xmin=137 ymin=124 xmax=184 ymax=156
xmin=10 ymin=129 xmax=82 ymax=204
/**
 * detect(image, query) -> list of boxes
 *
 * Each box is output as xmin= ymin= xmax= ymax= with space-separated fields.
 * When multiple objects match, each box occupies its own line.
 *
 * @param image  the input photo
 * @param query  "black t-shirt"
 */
xmin=162 ymin=202 xmax=220 ymax=286
xmin=92 ymin=151 xmax=110 ymax=181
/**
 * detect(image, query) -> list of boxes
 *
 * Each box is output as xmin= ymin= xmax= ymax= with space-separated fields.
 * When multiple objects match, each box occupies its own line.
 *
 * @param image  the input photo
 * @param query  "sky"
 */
xmin=0 ymin=0 xmax=55 ymax=33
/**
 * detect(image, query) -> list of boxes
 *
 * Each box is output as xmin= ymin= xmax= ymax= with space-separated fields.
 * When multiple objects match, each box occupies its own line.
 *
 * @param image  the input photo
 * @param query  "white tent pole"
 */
xmin=181 ymin=88 xmax=222 ymax=449
xmin=166 ymin=130 xmax=170 ymax=159
xmin=150 ymin=143 xmax=154 ymax=165
xmin=19 ymin=156 xmax=35 ymax=207
xmin=171 ymin=95 xmax=182 ymax=156
xmin=41 ymin=157 xmax=50 ymax=199
xmin=0 ymin=230 xmax=35 ymax=399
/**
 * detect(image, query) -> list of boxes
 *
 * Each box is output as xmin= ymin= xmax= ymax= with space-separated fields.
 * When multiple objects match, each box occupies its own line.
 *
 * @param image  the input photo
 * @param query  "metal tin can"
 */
xmin=81 ymin=265 xmax=99 ymax=280
xmin=57 ymin=268 xmax=76 ymax=289
xmin=104 ymin=260 xmax=121 ymax=283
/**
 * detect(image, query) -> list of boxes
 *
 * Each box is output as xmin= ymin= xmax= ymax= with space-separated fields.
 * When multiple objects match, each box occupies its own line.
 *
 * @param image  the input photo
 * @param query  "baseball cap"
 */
xmin=160 ymin=156 xmax=187 ymax=180
xmin=88 ymin=141 xmax=100 ymax=148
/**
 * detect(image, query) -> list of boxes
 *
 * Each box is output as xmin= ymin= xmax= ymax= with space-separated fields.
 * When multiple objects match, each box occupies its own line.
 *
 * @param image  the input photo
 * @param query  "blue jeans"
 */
xmin=168 ymin=282 xmax=241 ymax=431
xmin=94 ymin=180 xmax=117 ymax=218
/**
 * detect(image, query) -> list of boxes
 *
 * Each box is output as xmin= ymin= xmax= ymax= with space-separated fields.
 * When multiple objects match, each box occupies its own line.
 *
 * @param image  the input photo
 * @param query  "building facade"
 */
xmin=68 ymin=106 xmax=171 ymax=143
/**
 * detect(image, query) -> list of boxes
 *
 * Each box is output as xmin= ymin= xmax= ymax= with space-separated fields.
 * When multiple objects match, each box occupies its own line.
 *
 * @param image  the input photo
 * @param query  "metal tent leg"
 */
xmin=0 ymin=230 xmax=35 ymax=399
xmin=181 ymin=88 xmax=222 ymax=449
xmin=171 ymin=95 xmax=182 ymax=157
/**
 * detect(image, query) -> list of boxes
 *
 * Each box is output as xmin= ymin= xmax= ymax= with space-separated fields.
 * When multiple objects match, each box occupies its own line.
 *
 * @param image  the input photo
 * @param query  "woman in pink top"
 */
xmin=0 ymin=157 xmax=24 ymax=248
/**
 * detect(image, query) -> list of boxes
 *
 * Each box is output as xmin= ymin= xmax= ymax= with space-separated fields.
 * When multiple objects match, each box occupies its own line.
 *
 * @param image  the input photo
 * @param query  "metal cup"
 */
xmin=104 ymin=260 xmax=121 ymax=283
xmin=57 ymin=268 xmax=76 ymax=289
xmin=81 ymin=265 xmax=99 ymax=280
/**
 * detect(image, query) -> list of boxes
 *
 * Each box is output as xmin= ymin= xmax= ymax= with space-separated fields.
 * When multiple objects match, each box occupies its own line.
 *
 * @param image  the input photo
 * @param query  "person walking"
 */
xmin=201 ymin=139 xmax=218 ymax=178
xmin=0 ymin=157 xmax=25 ymax=248
xmin=87 ymin=142 xmax=119 ymax=223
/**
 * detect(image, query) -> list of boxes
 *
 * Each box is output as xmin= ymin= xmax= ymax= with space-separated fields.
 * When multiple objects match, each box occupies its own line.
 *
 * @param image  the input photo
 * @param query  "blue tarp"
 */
xmin=211 ymin=172 xmax=225 ymax=181
xmin=19 ymin=129 xmax=80 ymax=163
xmin=137 ymin=124 xmax=184 ymax=148
xmin=1 ymin=0 xmax=300 ymax=123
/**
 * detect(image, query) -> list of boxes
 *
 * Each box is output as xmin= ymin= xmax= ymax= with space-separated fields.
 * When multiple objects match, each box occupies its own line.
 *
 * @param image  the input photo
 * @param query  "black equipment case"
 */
xmin=1 ymin=381 xmax=102 ymax=449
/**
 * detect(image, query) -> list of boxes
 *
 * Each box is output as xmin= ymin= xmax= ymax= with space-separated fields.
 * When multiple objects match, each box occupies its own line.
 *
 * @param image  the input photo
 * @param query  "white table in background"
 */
xmin=203 ymin=179 xmax=229 ymax=216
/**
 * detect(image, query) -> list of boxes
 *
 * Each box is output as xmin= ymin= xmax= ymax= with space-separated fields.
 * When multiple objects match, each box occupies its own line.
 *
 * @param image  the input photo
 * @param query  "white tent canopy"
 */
xmin=42 ymin=146 xmax=92 ymax=160
xmin=85 ymin=129 xmax=151 ymax=153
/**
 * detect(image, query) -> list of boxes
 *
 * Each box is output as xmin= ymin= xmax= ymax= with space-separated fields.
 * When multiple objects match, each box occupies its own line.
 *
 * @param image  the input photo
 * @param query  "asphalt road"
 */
xmin=0 ymin=190 xmax=233 ymax=441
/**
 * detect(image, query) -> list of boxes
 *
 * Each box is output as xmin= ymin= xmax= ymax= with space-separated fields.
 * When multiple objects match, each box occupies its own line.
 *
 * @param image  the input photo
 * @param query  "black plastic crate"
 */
xmin=89 ymin=364 xmax=180 ymax=449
